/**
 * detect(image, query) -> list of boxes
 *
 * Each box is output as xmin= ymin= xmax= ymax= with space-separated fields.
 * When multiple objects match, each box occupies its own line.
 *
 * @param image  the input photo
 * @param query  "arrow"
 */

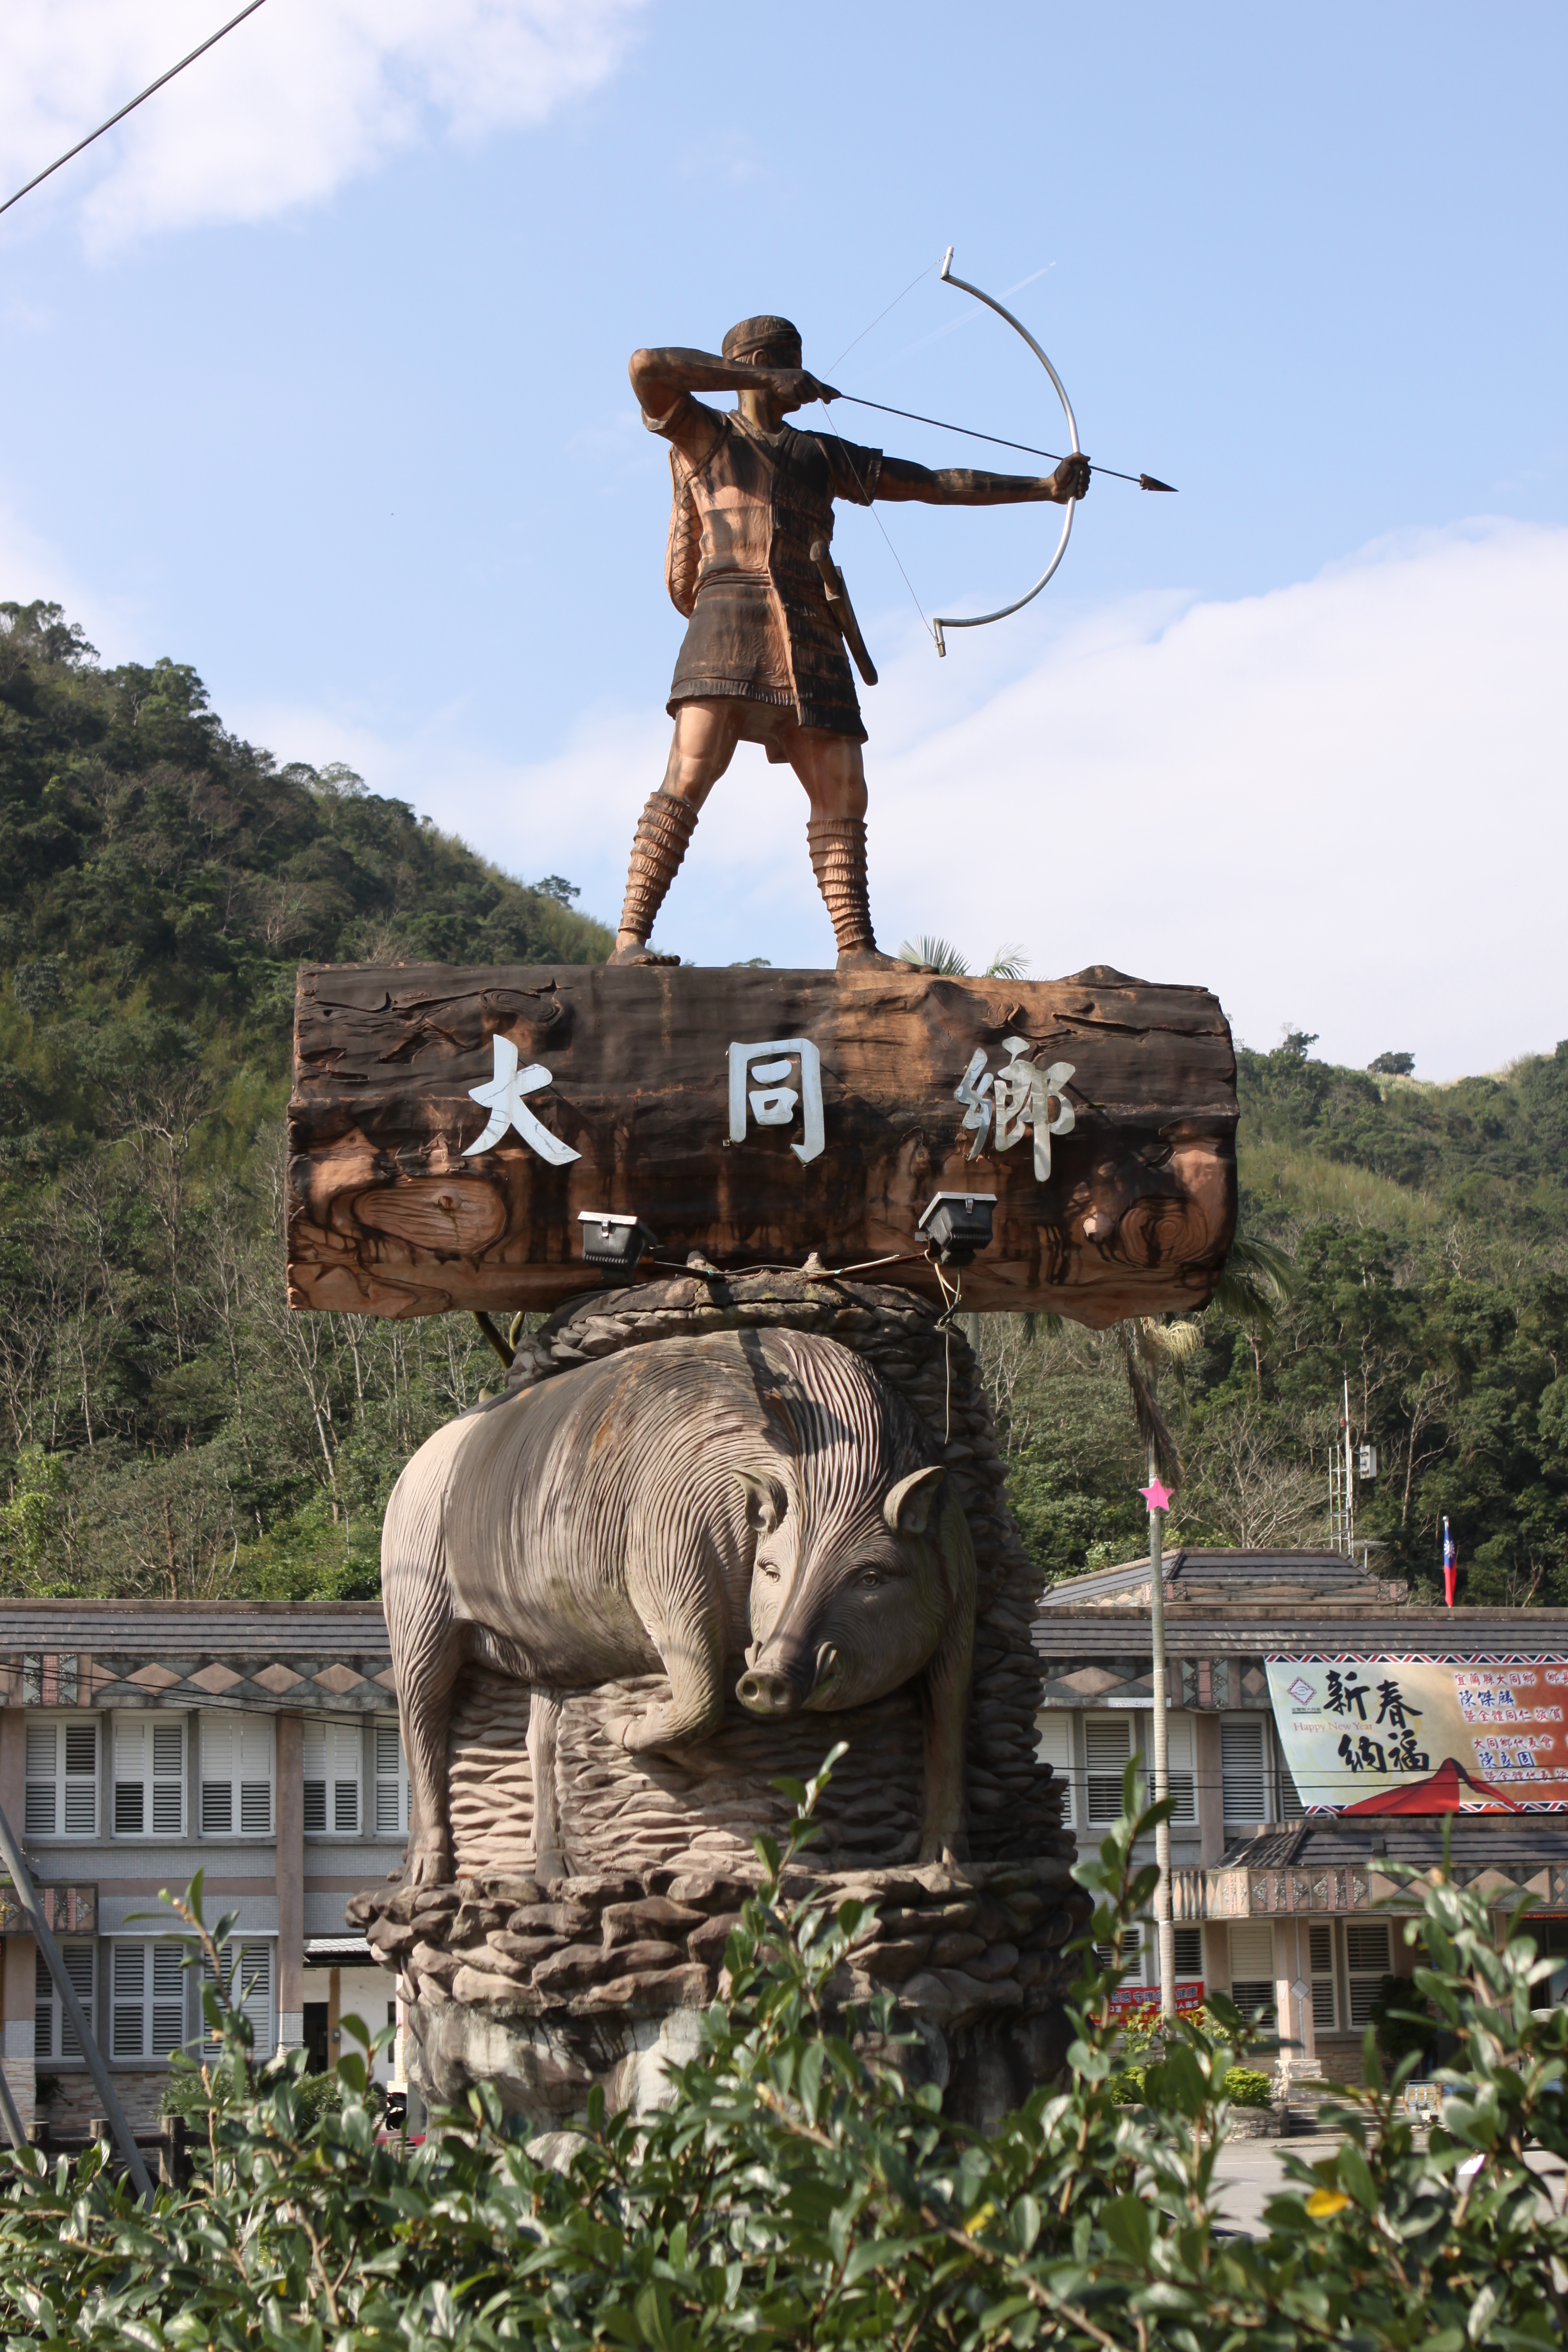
xmin=830 ymin=392 xmax=1176 ymax=490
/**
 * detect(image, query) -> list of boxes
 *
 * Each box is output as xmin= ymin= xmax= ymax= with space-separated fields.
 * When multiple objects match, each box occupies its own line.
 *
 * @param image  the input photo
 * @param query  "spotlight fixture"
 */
xmin=577 ymin=1211 xmax=657 ymax=1283
xmin=917 ymin=1190 xmax=997 ymax=1267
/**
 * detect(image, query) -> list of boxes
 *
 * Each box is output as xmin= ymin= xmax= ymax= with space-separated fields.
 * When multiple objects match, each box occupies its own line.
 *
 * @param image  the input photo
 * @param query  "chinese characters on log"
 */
xmin=456 ymin=1027 xmax=1078 ymax=1180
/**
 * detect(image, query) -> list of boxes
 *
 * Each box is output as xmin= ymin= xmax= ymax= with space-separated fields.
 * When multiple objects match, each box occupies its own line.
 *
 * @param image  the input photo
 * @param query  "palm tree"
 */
xmin=1108 ymin=1237 xmax=1296 ymax=1481
xmin=1108 ymin=1316 xmax=1203 ymax=1486
xmin=897 ymin=936 xmax=1029 ymax=979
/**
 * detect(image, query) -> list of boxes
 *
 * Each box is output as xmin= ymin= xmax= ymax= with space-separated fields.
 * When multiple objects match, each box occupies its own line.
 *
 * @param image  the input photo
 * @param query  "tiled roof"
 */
xmin=0 ymin=1601 xmax=392 ymax=1713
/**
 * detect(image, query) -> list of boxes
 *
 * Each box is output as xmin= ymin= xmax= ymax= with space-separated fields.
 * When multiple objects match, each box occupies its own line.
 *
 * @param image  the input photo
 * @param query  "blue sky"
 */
xmin=2 ymin=1 xmax=1564 ymax=1077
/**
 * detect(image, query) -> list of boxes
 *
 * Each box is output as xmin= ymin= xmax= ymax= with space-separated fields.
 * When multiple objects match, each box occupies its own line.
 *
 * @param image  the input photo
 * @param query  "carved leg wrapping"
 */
xmin=806 ymin=815 xmax=877 ymax=955
xmin=617 ymin=790 xmax=699 ymax=949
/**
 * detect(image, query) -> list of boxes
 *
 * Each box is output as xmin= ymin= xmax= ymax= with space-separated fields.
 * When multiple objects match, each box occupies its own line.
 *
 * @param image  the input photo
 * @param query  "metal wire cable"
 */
xmin=0 ymin=0 xmax=271 ymax=223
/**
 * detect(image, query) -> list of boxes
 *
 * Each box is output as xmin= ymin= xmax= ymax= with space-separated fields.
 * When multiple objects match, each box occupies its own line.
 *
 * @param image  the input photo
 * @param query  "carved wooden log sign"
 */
xmin=287 ymin=962 xmax=1237 ymax=1321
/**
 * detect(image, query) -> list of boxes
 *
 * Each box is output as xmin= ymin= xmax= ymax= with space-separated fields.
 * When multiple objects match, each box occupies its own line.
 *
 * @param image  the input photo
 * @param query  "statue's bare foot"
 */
xmin=609 ymin=939 xmax=680 ymax=968
xmin=836 ymin=946 xmax=908 ymax=974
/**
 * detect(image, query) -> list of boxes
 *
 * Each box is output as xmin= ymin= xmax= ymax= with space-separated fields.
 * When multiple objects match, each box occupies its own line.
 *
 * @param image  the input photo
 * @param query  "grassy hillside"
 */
xmin=0 ymin=599 xmax=611 ymax=1599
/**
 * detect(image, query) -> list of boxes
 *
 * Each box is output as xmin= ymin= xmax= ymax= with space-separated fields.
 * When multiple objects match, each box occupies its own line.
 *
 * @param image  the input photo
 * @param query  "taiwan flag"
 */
xmin=1442 ymin=1518 xmax=1458 ymax=1609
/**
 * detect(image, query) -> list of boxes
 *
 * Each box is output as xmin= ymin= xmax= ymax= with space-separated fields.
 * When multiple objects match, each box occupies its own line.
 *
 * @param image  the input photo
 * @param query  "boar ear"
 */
xmin=884 ymin=1465 xmax=945 ymax=1536
xmin=736 ymin=1471 xmax=787 ymax=1534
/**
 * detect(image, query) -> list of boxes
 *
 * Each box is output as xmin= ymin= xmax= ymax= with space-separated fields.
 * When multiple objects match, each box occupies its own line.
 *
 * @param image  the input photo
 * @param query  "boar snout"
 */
xmin=736 ymin=1640 xmax=838 ymax=1715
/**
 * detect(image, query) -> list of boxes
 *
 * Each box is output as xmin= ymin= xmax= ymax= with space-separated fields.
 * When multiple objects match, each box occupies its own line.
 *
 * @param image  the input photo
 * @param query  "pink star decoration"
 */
xmin=1139 ymin=1478 xmax=1174 ymax=1513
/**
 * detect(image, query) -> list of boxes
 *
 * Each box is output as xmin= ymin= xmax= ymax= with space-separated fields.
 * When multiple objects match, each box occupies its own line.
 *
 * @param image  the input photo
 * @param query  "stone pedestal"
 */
xmin=352 ymin=1856 xmax=1082 ymax=2133
xmin=352 ymin=1270 xmax=1086 ymax=2126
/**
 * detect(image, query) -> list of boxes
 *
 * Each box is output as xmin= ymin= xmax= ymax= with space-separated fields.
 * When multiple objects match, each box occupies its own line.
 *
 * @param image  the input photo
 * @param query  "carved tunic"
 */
xmin=645 ymin=392 xmax=883 ymax=745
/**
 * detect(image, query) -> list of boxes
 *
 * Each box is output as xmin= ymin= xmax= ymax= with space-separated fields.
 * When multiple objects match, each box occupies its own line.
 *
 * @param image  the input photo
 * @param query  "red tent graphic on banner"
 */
xmin=1340 ymin=1755 xmax=1523 ymax=1814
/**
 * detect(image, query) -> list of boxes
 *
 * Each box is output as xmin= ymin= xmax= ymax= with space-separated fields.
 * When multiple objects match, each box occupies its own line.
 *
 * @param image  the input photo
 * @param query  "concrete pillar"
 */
xmin=276 ymin=1715 xmax=304 ymax=2052
xmin=1275 ymin=1917 xmax=1315 ymax=2089
xmin=328 ymin=1965 xmax=341 ymax=2062
xmin=0 ymin=1712 xmax=35 ymax=2127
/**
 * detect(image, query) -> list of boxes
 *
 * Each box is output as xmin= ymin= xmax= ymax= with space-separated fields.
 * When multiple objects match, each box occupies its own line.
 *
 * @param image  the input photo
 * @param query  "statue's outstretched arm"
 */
xmin=874 ymin=450 xmax=1090 ymax=507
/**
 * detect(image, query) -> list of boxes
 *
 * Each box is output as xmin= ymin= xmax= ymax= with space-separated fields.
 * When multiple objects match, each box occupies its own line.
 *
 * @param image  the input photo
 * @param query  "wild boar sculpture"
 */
xmin=381 ymin=1327 xmax=977 ymax=1883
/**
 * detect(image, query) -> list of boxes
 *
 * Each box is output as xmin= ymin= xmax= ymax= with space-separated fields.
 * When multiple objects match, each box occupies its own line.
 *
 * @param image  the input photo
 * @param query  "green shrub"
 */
xmin=163 ymin=2057 xmax=382 ymax=2126
xmin=1107 ymin=2066 xmax=1145 ymax=2105
xmin=1219 ymin=2065 xmax=1275 ymax=2108
xmin=0 ymin=1770 xmax=1564 ymax=2349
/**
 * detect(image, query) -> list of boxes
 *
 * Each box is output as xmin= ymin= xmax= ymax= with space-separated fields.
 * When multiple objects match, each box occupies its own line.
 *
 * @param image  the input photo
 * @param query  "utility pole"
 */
xmin=1142 ymin=1452 xmax=1176 ymax=2020
xmin=1328 ymin=1374 xmax=1356 ymax=1559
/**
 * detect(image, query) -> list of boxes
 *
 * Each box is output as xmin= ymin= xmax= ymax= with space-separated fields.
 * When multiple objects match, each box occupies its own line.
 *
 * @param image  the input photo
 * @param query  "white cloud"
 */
xmin=868 ymin=517 xmax=1568 ymax=1082
xmin=0 ymin=0 xmax=644 ymax=250
xmin=236 ymin=516 xmax=1568 ymax=1083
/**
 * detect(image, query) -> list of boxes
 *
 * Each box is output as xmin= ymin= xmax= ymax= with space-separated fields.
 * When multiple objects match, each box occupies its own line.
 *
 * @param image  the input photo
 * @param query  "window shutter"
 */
xmin=112 ymin=1945 xmax=145 ymax=2058
xmin=35 ymin=1943 xmax=95 ymax=2060
xmin=1085 ymin=1715 xmax=1133 ymax=1825
xmin=25 ymin=1724 xmax=57 ymax=1837
xmin=1278 ymin=1754 xmax=1306 ymax=1821
xmin=151 ymin=1944 xmax=185 ymax=2056
xmin=201 ymin=1715 xmax=234 ymax=1832
xmin=304 ymin=1720 xmax=359 ymax=1835
xmin=34 ymin=1949 xmax=52 ymax=2059
xmin=114 ymin=1718 xmax=147 ymax=1833
xmin=374 ymin=1722 xmax=408 ymax=1835
xmin=1309 ymin=1919 xmax=1337 ymax=2028
xmin=207 ymin=1941 xmax=274 ymax=2058
xmin=1093 ymin=1924 xmax=1142 ymax=1974
xmin=63 ymin=1722 xmax=97 ymax=1834
xmin=152 ymin=1720 xmax=185 ymax=1834
xmin=114 ymin=1715 xmax=184 ymax=1837
xmin=1227 ymin=1919 xmax=1277 ymax=2026
xmin=1345 ymin=1921 xmax=1392 ymax=2026
xmin=1165 ymin=1713 xmax=1197 ymax=1823
xmin=61 ymin=1945 xmax=94 ymax=2058
xmin=26 ymin=1719 xmax=98 ymax=1837
xmin=1172 ymin=1925 xmax=1202 ymax=1977
xmin=239 ymin=1942 xmax=274 ymax=2058
xmin=202 ymin=1714 xmax=273 ymax=1835
xmin=239 ymin=1716 xmax=273 ymax=1835
xmin=1221 ymin=1719 xmax=1268 ymax=1821
xmin=1033 ymin=1715 xmax=1074 ymax=1826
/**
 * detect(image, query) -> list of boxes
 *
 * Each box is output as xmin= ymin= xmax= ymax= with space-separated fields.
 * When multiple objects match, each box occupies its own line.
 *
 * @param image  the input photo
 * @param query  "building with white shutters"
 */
xmin=1033 ymin=1550 xmax=1568 ymax=2082
xmin=0 ymin=1603 xmax=406 ymax=2131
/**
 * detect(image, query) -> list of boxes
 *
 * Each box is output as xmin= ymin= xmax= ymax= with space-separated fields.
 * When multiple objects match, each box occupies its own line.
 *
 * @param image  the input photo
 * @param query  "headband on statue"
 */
xmin=721 ymin=315 xmax=801 ymax=361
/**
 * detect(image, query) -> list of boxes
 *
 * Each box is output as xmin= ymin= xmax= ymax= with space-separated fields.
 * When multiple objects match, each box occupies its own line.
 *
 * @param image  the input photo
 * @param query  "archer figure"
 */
xmin=611 ymin=314 xmax=1090 ymax=971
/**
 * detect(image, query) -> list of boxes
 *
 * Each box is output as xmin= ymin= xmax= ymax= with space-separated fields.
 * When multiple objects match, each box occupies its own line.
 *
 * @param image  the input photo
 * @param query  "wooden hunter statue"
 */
xmin=611 ymin=316 xmax=1091 ymax=971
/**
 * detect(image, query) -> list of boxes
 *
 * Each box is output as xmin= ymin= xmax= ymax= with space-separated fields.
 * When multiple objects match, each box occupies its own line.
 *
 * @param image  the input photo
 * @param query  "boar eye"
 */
xmin=857 ymin=1566 xmax=885 ymax=1589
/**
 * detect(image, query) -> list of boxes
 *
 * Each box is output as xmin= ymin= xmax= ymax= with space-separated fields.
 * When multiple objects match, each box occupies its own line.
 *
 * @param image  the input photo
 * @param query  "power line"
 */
xmin=0 ymin=0 xmax=271 ymax=224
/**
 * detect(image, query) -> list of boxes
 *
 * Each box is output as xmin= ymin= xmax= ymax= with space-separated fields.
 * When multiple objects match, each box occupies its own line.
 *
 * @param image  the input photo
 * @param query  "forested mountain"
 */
xmin=0 ymin=599 xmax=610 ymax=1600
xmin=2 ymin=597 xmax=1564 ymax=1610
xmin=990 ymin=1033 xmax=1568 ymax=1607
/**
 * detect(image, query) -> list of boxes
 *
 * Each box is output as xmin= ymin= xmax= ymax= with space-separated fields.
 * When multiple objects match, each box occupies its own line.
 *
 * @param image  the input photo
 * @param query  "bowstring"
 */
xmin=813 ymin=256 xmax=947 ymax=646
xmin=823 ymin=253 xmax=945 ymax=374
xmin=815 ymin=403 xmax=935 ymax=644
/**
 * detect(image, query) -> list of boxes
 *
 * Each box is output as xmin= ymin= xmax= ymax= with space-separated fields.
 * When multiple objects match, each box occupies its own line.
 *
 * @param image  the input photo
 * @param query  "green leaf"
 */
xmin=1100 ymin=2193 xmax=1155 ymax=2263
